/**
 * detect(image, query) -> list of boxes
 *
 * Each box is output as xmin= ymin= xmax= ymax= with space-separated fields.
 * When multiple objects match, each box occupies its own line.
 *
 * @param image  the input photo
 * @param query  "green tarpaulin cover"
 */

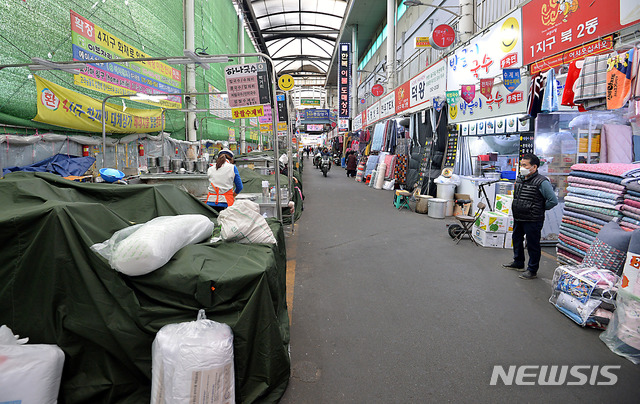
xmin=0 ymin=172 xmax=290 ymax=403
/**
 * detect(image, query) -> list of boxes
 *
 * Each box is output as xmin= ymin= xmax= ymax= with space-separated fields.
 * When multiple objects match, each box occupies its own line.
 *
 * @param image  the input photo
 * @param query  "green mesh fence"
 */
xmin=0 ymin=0 xmax=262 ymax=143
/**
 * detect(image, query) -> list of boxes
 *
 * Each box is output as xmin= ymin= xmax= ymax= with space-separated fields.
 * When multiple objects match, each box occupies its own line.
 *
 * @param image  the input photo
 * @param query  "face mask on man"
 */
xmin=519 ymin=167 xmax=531 ymax=177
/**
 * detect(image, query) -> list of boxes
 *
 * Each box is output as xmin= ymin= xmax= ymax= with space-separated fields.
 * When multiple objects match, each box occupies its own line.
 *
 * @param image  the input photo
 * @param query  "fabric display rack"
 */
xmin=551 ymin=162 xmax=640 ymax=364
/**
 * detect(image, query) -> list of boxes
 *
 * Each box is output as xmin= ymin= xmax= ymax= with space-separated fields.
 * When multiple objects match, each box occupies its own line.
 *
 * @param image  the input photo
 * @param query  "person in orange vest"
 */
xmin=206 ymin=148 xmax=243 ymax=212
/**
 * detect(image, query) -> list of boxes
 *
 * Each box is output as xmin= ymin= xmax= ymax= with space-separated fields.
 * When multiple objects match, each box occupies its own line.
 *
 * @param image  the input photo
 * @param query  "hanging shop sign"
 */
xmin=371 ymin=84 xmax=385 ymax=97
xmin=224 ymin=62 xmax=271 ymax=108
xmin=228 ymin=128 xmax=236 ymax=143
xmin=446 ymin=9 xmax=523 ymax=91
xmin=366 ymin=101 xmax=380 ymax=125
xmin=231 ymin=105 xmax=264 ymax=120
xmin=276 ymin=94 xmax=288 ymax=122
xmin=338 ymin=118 xmax=349 ymax=133
xmin=208 ymin=84 xmax=232 ymax=121
xmin=480 ymin=78 xmax=494 ymax=99
xmin=259 ymin=123 xmax=272 ymax=132
xmin=522 ymin=0 xmax=640 ymax=65
xmin=502 ymin=68 xmax=521 ymax=93
xmin=529 ymin=36 xmax=614 ymax=75
xmin=352 ymin=113 xmax=363 ymax=132
xmin=306 ymin=124 xmax=324 ymax=132
xmin=446 ymin=91 xmax=459 ymax=105
xmin=379 ymin=92 xmax=396 ymax=119
xmin=430 ymin=24 xmax=456 ymax=50
xmin=33 ymin=75 xmax=163 ymax=133
xmin=277 ymin=74 xmax=295 ymax=92
xmin=460 ymin=85 xmax=475 ymax=103
xmin=408 ymin=58 xmax=447 ymax=111
xmin=414 ymin=37 xmax=431 ymax=49
xmin=259 ymin=104 xmax=273 ymax=124
xmin=448 ymin=76 xmax=529 ymax=123
xmin=301 ymin=98 xmax=320 ymax=106
xmin=277 ymin=122 xmax=288 ymax=131
xmin=302 ymin=109 xmax=330 ymax=121
xmin=395 ymin=81 xmax=410 ymax=114
xmin=70 ymin=10 xmax=181 ymax=109
xmin=338 ymin=43 xmax=351 ymax=118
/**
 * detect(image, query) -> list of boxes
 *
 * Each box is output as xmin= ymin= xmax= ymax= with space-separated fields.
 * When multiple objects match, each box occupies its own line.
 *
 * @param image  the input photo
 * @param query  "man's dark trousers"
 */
xmin=512 ymin=220 xmax=544 ymax=273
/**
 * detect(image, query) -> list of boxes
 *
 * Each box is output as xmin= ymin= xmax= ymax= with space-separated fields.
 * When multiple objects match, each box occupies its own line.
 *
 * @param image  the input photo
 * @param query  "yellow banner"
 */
xmin=33 ymin=75 xmax=163 ymax=133
xmin=260 ymin=123 xmax=272 ymax=133
xmin=277 ymin=122 xmax=288 ymax=131
xmin=73 ymin=75 xmax=180 ymax=109
xmin=231 ymin=105 xmax=265 ymax=119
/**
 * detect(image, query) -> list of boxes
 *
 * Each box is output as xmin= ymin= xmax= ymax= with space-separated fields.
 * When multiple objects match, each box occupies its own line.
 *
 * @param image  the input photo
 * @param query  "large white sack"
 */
xmin=218 ymin=200 xmax=277 ymax=244
xmin=151 ymin=310 xmax=235 ymax=404
xmin=91 ymin=214 xmax=215 ymax=276
xmin=0 ymin=325 xmax=65 ymax=404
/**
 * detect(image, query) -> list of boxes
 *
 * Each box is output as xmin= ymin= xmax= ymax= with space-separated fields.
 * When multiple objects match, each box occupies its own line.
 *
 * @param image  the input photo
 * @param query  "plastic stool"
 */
xmin=394 ymin=190 xmax=412 ymax=211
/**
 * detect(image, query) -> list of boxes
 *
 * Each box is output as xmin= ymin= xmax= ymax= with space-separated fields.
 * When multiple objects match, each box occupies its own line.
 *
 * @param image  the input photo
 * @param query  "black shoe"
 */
xmin=502 ymin=262 xmax=525 ymax=271
xmin=519 ymin=270 xmax=537 ymax=280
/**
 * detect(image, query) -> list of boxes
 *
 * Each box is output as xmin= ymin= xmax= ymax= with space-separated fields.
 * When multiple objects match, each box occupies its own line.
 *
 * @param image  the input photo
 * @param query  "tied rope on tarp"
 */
xmin=2 ymin=153 xmax=95 ymax=177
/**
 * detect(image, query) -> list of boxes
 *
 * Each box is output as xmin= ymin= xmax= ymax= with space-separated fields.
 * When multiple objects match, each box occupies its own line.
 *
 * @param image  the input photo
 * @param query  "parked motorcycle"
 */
xmin=333 ymin=153 xmax=341 ymax=166
xmin=320 ymin=155 xmax=331 ymax=177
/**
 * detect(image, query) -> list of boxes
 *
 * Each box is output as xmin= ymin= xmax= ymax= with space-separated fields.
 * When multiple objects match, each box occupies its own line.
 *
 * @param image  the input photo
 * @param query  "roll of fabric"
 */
xmin=374 ymin=163 xmax=387 ymax=189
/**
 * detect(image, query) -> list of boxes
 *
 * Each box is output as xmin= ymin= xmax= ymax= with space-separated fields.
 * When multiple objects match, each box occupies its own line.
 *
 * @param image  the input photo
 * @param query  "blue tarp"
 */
xmin=2 ymin=154 xmax=96 ymax=177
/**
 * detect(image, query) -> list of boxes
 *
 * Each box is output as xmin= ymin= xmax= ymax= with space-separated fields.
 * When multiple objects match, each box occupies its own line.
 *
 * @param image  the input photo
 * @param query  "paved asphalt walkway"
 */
xmin=280 ymin=161 xmax=640 ymax=403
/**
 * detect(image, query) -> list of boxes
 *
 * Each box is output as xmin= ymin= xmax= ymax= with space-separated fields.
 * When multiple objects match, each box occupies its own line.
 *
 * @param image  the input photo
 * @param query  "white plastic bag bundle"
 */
xmin=151 ymin=310 xmax=235 ymax=404
xmin=0 ymin=325 xmax=65 ymax=404
xmin=91 ymin=214 xmax=215 ymax=276
xmin=217 ymin=200 xmax=277 ymax=244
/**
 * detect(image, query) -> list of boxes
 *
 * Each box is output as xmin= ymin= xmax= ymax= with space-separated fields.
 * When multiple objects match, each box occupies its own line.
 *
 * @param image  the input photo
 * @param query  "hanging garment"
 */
xmin=631 ymin=46 xmax=640 ymax=100
xmin=600 ymin=124 xmax=633 ymax=163
xmin=541 ymin=68 xmax=559 ymax=112
xmin=526 ymin=73 xmax=545 ymax=119
xmin=395 ymin=154 xmax=408 ymax=185
xmin=562 ymin=60 xmax=583 ymax=107
xmin=606 ymin=49 xmax=635 ymax=110
xmin=573 ymin=53 xmax=615 ymax=110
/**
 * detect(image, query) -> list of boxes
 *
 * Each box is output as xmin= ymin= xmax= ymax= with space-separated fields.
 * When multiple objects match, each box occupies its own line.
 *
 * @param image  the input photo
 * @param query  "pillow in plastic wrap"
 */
xmin=217 ymin=199 xmax=276 ymax=244
xmin=151 ymin=310 xmax=235 ymax=404
xmin=0 ymin=325 xmax=65 ymax=404
xmin=91 ymin=214 xmax=215 ymax=276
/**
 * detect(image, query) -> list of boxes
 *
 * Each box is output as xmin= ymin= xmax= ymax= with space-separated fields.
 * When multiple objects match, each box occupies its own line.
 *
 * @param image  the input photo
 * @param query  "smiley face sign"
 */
xmin=278 ymin=74 xmax=295 ymax=91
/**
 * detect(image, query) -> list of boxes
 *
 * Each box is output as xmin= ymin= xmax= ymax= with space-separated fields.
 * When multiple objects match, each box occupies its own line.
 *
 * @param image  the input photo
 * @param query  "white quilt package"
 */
xmin=91 ymin=214 xmax=215 ymax=276
xmin=216 ymin=200 xmax=277 ymax=244
xmin=0 ymin=325 xmax=65 ymax=404
xmin=151 ymin=310 xmax=235 ymax=404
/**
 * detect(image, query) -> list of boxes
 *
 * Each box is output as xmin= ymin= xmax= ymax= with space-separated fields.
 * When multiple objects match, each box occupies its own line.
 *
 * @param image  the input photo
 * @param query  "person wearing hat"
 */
xmin=206 ymin=148 xmax=243 ymax=211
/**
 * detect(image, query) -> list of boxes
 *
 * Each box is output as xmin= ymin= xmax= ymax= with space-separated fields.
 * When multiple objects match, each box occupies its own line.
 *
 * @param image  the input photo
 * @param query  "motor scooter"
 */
xmin=313 ymin=152 xmax=322 ymax=169
xmin=320 ymin=155 xmax=331 ymax=177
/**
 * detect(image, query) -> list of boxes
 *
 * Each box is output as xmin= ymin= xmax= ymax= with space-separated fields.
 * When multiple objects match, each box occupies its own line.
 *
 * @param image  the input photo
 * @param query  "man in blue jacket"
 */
xmin=503 ymin=153 xmax=558 ymax=280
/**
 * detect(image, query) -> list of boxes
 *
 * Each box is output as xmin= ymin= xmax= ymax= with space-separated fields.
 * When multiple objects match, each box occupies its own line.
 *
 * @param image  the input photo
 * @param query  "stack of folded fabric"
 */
xmin=384 ymin=154 xmax=396 ymax=179
xmin=364 ymin=154 xmax=379 ymax=177
xmin=557 ymin=163 xmax=638 ymax=265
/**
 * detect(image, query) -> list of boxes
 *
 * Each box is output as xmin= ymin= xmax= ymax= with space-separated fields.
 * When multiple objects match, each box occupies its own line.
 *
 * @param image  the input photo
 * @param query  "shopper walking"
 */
xmin=346 ymin=151 xmax=358 ymax=177
xmin=206 ymin=148 xmax=243 ymax=212
xmin=502 ymin=153 xmax=558 ymax=279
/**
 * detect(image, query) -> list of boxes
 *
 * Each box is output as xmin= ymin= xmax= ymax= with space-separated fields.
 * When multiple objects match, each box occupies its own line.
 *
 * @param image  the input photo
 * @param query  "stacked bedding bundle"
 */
xmin=364 ymin=154 xmax=379 ymax=177
xmin=557 ymin=163 xmax=638 ymax=265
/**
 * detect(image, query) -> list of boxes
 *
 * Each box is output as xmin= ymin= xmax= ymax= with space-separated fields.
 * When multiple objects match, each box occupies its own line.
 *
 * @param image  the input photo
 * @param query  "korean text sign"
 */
xmin=70 ymin=10 xmax=181 ymax=109
xmin=447 ymin=9 xmax=523 ymax=90
xmin=338 ymin=43 xmax=351 ymax=118
xmin=522 ymin=0 xmax=640 ymax=65
xmin=34 ymin=75 xmax=163 ymax=133
xmin=224 ymin=62 xmax=270 ymax=108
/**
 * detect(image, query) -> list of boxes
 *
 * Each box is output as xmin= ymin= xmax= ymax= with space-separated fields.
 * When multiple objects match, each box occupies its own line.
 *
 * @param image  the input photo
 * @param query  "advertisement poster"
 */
xmin=70 ymin=10 xmax=181 ymax=109
xmin=522 ymin=0 xmax=640 ymax=65
xmin=34 ymin=75 xmax=163 ymax=133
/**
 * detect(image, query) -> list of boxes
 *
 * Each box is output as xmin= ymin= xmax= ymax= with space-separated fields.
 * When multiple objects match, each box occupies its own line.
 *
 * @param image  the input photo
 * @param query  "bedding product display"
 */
xmin=557 ymin=164 xmax=640 ymax=266
xmin=364 ymin=154 xmax=380 ymax=176
xmin=599 ymin=289 xmax=640 ymax=364
xmin=582 ymin=221 xmax=634 ymax=276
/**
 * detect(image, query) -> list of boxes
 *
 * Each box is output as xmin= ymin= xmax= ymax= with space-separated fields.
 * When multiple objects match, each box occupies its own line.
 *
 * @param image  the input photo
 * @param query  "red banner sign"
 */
xmin=529 ymin=36 xmax=614 ymax=75
xmin=395 ymin=82 xmax=410 ymax=114
xmin=522 ymin=0 xmax=639 ymax=65
xmin=480 ymin=78 xmax=494 ymax=99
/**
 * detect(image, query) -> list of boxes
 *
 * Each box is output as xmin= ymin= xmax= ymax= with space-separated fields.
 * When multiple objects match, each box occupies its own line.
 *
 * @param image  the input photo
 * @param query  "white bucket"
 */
xmin=427 ymin=198 xmax=448 ymax=219
xmin=436 ymin=183 xmax=456 ymax=200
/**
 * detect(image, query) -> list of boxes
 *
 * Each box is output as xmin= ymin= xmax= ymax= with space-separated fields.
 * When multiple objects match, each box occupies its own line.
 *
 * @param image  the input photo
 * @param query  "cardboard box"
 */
xmin=453 ymin=193 xmax=471 ymax=216
xmin=505 ymin=215 xmax=514 ymax=232
xmin=504 ymin=231 xmax=513 ymax=248
xmin=494 ymin=194 xmax=513 ymax=216
xmin=474 ymin=211 xmax=508 ymax=233
xmin=473 ymin=226 xmax=506 ymax=248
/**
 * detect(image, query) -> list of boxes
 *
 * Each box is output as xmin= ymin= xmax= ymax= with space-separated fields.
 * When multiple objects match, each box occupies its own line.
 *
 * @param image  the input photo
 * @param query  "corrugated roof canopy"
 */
xmin=240 ymin=0 xmax=347 ymax=81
